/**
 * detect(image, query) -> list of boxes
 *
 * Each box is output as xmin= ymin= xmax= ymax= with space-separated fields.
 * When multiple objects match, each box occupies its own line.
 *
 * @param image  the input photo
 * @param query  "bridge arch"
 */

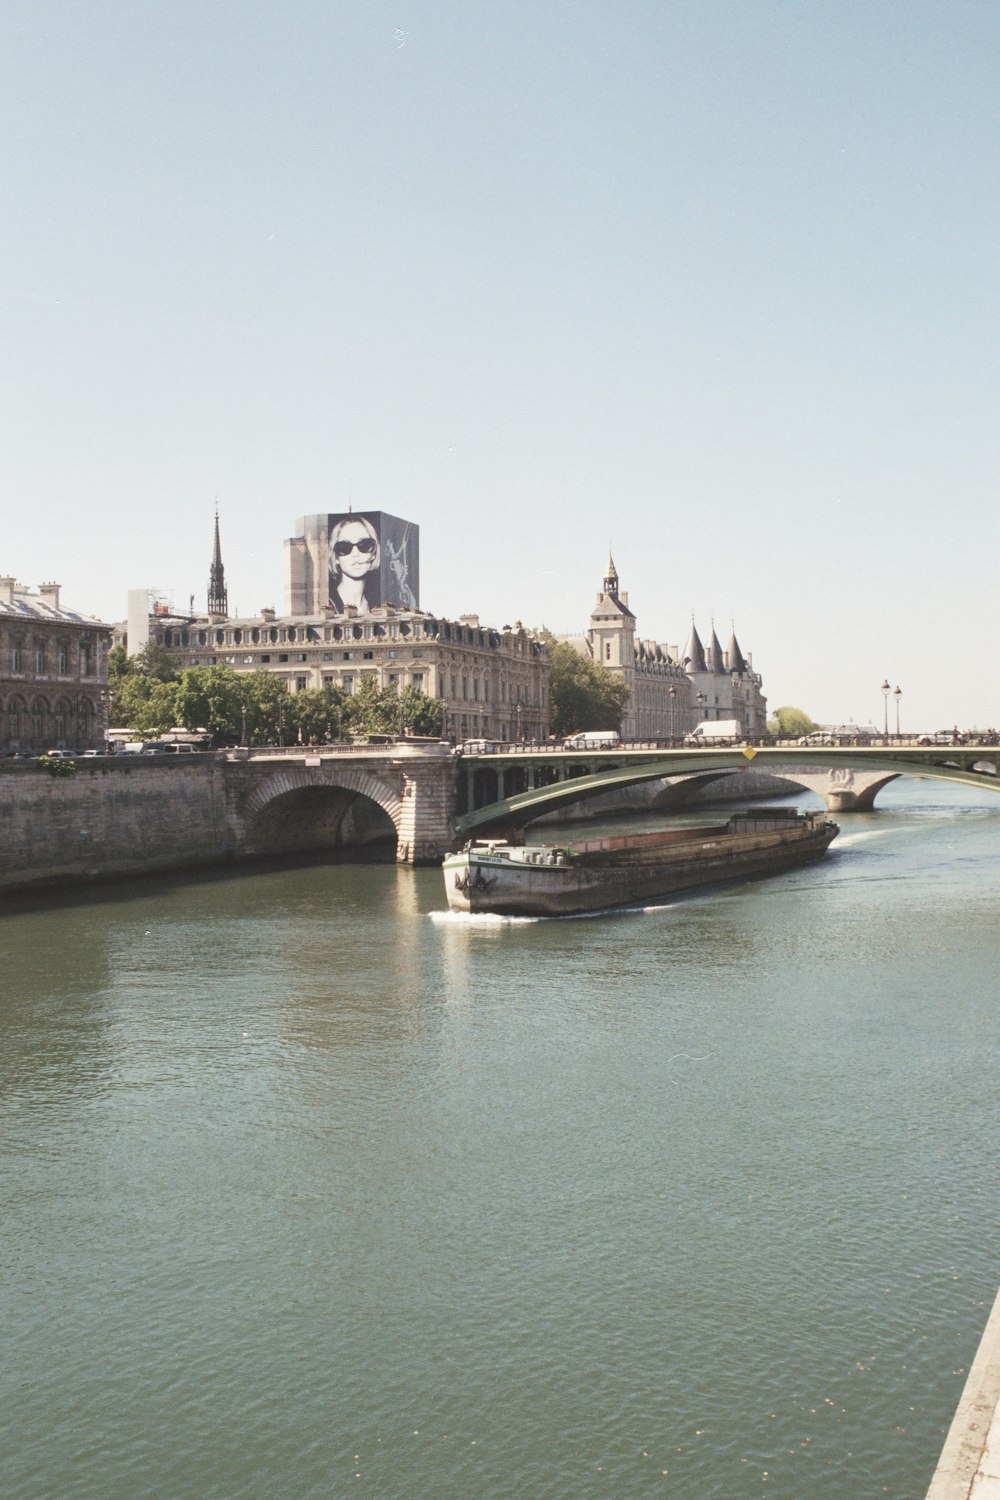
xmin=240 ymin=767 xmax=403 ymax=856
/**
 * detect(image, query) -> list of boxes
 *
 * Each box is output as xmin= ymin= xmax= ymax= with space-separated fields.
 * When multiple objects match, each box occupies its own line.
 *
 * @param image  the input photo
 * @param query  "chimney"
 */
xmin=0 ymin=576 xmax=15 ymax=606
xmin=39 ymin=581 xmax=61 ymax=609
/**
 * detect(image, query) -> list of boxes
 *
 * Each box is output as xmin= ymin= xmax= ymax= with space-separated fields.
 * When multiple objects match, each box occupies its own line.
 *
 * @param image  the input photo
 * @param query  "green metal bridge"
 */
xmin=452 ymin=741 xmax=1000 ymax=839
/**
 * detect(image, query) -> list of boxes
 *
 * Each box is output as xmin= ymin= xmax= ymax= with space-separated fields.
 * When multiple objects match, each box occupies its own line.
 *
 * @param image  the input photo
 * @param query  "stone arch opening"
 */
xmin=245 ymin=782 xmax=399 ymax=858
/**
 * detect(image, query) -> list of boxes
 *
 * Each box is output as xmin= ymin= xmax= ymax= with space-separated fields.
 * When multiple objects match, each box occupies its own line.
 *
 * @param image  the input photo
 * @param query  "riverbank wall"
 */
xmin=0 ymin=759 xmax=237 ymax=894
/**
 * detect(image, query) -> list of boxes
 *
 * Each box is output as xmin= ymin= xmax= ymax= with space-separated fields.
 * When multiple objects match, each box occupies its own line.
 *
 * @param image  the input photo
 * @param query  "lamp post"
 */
xmin=668 ymin=685 xmax=677 ymax=744
xmin=894 ymin=685 xmax=902 ymax=739
xmin=240 ymin=702 xmax=247 ymax=747
xmin=881 ymin=679 xmax=890 ymax=741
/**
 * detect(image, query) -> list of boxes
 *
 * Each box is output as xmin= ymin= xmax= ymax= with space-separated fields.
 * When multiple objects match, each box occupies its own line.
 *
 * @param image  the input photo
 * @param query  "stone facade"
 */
xmin=149 ymin=606 xmax=549 ymax=743
xmin=0 ymin=578 xmax=112 ymax=753
xmin=580 ymin=557 xmax=767 ymax=740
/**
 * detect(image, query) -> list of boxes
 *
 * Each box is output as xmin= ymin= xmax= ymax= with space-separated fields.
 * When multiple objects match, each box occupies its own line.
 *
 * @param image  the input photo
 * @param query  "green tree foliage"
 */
xmin=545 ymin=637 xmax=630 ymax=737
xmin=767 ymin=705 xmax=817 ymax=738
xmin=110 ymin=652 xmax=444 ymax=746
xmin=108 ymin=640 xmax=182 ymax=733
xmin=398 ymin=685 xmax=444 ymax=738
xmin=174 ymin=665 xmax=246 ymax=744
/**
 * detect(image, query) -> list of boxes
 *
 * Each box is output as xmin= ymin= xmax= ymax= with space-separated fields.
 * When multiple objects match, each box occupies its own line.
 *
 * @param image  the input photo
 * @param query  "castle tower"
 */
xmin=208 ymin=509 xmax=228 ymax=619
xmin=588 ymin=553 xmax=635 ymax=673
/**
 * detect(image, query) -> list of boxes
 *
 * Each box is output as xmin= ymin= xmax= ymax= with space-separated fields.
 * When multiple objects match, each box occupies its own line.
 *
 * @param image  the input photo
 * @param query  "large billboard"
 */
xmin=327 ymin=511 xmax=419 ymax=612
xmin=284 ymin=511 xmax=420 ymax=616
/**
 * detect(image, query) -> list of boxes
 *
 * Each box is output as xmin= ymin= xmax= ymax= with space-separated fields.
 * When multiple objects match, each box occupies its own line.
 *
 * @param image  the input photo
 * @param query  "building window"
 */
xmin=80 ymin=645 xmax=91 ymax=675
xmin=261 ymin=654 xmax=271 ymax=663
xmin=35 ymin=648 xmax=45 ymax=673
xmin=297 ymin=653 xmax=307 ymax=662
xmin=58 ymin=645 xmax=68 ymax=674
xmin=342 ymin=675 xmax=354 ymax=694
xmin=363 ymin=651 xmax=374 ymax=661
xmin=12 ymin=642 xmax=22 ymax=672
xmin=296 ymin=677 xmax=307 ymax=692
xmin=279 ymin=654 xmax=289 ymax=662
xmin=412 ymin=672 xmax=424 ymax=691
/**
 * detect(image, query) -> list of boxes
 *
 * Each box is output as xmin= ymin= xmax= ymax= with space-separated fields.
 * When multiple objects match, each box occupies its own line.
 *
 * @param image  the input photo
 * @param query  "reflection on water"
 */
xmin=2 ymin=780 xmax=999 ymax=1500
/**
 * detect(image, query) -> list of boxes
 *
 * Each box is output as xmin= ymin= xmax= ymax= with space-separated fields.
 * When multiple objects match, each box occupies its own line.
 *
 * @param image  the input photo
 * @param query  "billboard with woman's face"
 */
xmin=326 ymin=511 xmax=419 ymax=613
xmin=284 ymin=511 xmax=421 ymax=615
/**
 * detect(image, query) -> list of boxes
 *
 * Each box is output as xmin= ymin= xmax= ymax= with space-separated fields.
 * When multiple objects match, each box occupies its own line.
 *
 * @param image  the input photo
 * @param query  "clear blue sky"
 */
xmin=3 ymin=1 xmax=997 ymax=730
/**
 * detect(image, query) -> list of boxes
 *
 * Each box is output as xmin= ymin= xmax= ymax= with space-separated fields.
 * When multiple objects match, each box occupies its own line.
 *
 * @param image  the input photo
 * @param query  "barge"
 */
xmin=442 ymin=808 xmax=838 ymax=917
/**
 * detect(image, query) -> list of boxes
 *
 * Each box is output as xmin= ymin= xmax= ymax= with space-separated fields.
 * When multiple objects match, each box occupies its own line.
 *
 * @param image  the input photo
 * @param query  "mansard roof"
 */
xmin=0 ymin=583 xmax=108 ymax=628
xmin=681 ymin=620 xmax=707 ymax=673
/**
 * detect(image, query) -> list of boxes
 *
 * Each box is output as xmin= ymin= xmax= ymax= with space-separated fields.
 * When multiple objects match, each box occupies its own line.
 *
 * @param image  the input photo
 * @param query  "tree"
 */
xmin=108 ymin=674 xmax=181 ymax=734
xmin=767 ymin=705 xmax=817 ymax=738
xmin=284 ymin=684 xmax=348 ymax=744
xmin=545 ymin=637 xmax=630 ymax=737
xmin=107 ymin=639 xmax=182 ymax=732
xmin=399 ymin=685 xmax=444 ymax=738
xmin=174 ymin=665 xmax=246 ymax=744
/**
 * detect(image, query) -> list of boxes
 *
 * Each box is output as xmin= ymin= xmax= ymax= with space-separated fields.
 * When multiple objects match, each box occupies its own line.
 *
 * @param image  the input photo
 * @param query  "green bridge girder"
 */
xmin=453 ymin=744 xmax=1000 ymax=838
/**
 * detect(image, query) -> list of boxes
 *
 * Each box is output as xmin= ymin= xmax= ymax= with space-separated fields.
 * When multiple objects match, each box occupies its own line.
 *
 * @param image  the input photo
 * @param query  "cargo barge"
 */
xmin=442 ymin=808 xmax=838 ymax=917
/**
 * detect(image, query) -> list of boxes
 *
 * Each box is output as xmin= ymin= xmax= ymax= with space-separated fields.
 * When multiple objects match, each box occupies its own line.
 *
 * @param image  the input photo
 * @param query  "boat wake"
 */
xmin=429 ymin=901 xmax=678 ymax=925
xmin=429 ymin=909 xmax=541 ymax=926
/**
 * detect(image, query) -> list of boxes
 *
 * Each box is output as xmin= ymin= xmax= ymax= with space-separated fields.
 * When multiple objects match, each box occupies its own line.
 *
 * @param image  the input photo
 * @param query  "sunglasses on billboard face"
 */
xmin=333 ymin=537 xmax=377 ymax=558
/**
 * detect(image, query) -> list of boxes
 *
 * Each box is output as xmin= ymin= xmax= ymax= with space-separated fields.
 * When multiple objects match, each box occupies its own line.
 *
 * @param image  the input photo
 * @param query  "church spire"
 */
xmin=603 ymin=551 xmax=619 ymax=600
xmin=208 ymin=508 xmax=228 ymax=618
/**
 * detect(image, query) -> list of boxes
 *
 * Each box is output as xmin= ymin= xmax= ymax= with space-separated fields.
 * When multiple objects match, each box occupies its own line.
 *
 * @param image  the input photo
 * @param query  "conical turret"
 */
xmin=726 ymin=629 xmax=748 ymax=675
xmin=682 ymin=619 xmax=707 ymax=674
xmin=706 ymin=624 xmax=726 ymax=674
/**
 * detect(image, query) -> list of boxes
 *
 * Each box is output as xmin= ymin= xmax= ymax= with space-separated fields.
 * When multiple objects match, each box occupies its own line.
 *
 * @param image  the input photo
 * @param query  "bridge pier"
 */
xmin=786 ymin=767 xmax=902 ymax=813
xmin=396 ymin=759 xmax=456 ymax=865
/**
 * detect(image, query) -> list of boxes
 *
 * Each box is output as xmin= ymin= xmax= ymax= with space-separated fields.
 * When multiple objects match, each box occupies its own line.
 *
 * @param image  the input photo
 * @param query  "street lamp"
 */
xmin=240 ymin=702 xmax=247 ymax=747
xmin=881 ymin=679 xmax=890 ymax=741
xmin=894 ymin=685 xmax=902 ymax=738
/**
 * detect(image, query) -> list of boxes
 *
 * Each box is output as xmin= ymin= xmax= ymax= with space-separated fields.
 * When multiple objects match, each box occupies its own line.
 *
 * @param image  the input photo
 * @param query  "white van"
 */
xmin=683 ymin=719 xmax=743 ymax=745
xmin=561 ymin=731 xmax=622 ymax=750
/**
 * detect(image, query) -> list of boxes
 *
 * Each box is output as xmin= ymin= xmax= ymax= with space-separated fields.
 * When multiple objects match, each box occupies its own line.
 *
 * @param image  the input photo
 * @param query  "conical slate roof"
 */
xmin=727 ymin=630 xmax=748 ymax=675
xmin=706 ymin=625 xmax=726 ymax=674
xmin=682 ymin=620 xmax=707 ymax=673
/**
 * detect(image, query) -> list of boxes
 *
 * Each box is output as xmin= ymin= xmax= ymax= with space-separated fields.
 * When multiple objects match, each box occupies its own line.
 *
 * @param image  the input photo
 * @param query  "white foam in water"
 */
xmin=429 ymin=909 xmax=540 ymax=926
xmin=429 ymin=900 xmax=678 ymax=925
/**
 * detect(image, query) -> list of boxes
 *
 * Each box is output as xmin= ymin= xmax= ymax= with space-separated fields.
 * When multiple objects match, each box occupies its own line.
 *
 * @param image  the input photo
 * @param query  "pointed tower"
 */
xmin=681 ymin=619 xmax=707 ymax=674
xmin=208 ymin=509 xmax=228 ymax=619
xmin=706 ymin=623 xmax=727 ymax=674
xmin=603 ymin=552 xmax=620 ymax=602
xmin=726 ymin=629 xmax=748 ymax=676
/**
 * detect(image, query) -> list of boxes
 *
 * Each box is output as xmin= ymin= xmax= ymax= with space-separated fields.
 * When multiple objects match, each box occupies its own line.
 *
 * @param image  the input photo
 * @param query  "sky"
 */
xmin=2 ymin=0 xmax=998 ymax=731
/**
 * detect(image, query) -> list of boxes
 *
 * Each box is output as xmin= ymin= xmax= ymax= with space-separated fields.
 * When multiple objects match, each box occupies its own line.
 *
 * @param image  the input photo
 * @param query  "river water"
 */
xmin=2 ymin=779 xmax=999 ymax=1500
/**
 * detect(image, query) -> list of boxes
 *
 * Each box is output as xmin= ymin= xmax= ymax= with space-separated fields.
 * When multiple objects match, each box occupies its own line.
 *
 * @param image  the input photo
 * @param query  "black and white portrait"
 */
xmin=328 ymin=514 xmax=381 ymax=612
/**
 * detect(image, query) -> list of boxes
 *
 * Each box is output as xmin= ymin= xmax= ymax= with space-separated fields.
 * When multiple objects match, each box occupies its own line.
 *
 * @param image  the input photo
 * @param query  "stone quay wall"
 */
xmin=0 ymin=759 xmax=237 ymax=895
xmin=0 ymin=747 xmax=460 ymax=896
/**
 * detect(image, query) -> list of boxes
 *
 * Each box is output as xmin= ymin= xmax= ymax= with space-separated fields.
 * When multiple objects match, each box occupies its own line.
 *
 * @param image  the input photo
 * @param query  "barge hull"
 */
xmin=443 ymin=817 xmax=837 ymax=917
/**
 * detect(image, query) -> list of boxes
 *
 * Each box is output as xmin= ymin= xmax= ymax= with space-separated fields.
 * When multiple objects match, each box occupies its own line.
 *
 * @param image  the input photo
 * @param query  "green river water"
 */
xmin=2 ymin=780 xmax=998 ymax=1499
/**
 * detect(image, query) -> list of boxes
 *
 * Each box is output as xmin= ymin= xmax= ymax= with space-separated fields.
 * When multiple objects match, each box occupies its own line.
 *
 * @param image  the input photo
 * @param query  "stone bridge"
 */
xmin=224 ymin=742 xmax=456 ymax=864
xmin=4 ymin=740 xmax=1000 ymax=894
